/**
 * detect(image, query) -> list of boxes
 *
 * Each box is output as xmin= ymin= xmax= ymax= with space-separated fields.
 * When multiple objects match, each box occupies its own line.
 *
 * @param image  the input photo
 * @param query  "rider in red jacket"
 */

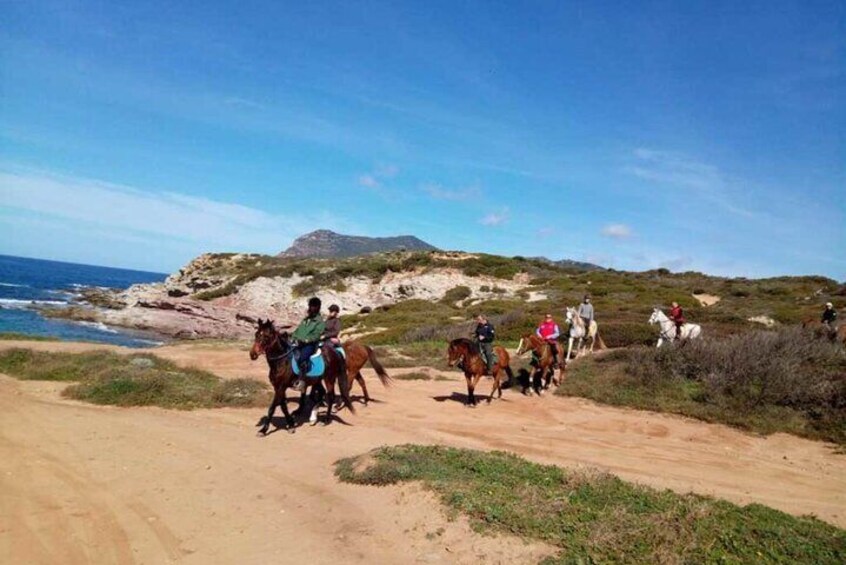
xmin=669 ymin=302 xmax=685 ymax=341
xmin=536 ymin=314 xmax=561 ymax=367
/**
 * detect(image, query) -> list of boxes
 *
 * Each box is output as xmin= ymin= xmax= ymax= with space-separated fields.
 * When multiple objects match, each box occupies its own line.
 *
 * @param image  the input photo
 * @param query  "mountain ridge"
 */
xmin=278 ymin=230 xmax=438 ymax=258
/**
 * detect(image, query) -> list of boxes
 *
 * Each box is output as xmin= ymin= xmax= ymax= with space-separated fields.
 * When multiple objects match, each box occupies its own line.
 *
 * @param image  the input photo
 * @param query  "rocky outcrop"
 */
xmin=278 ymin=230 xmax=438 ymax=258
xmin=51 ymin=252 xmax=531 ymax=340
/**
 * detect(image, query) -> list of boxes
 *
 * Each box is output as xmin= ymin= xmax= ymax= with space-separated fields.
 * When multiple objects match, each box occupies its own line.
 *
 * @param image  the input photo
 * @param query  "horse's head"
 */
xmin=250 ymin=318 xmax=278 ymax=360
xmin=516 ymin=334 xmax=533 ymax=356
xmin=447 ymin=339 xmax=468 ymax=367
xmin=648 ymin=309 xmax=660 ymax=325
xmin=565 ymin=307 xmax=575 ymax=322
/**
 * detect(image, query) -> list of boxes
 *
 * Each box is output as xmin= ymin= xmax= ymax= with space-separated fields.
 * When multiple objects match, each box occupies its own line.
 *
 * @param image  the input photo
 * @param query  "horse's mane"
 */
xmin=449 ymin=337 xmax=476 ymax=349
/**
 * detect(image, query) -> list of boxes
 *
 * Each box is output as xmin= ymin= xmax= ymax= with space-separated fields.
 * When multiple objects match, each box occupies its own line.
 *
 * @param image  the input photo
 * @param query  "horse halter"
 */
xmin=257 ymin=329 xmax=292 ymax=362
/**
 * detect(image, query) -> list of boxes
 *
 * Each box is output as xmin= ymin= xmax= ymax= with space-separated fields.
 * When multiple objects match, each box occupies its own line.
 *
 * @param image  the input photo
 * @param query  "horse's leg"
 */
xmin=566 ymin=337 xmax=574 ymax=363
xmin=464 ymin=375 xmax=473 ymax=405
xmin=470 ymin=373 xmax=483 ymax=406
xmin=355 ymin=371 xmax=371 ymax=404
xmin=277 ymin=388 xmax=295 ymax=432
xmin=310 ymin=383 xmax=325 ymax=425
xmin=258 ymin=390 xmax=280 ymax=436
xmin=487 ymin=367 xmax=501 ymax=403
xmin=323 ymin=375 xmax=335 ymax=425
xmin=656 ymin=337 xmax=663 ymax=349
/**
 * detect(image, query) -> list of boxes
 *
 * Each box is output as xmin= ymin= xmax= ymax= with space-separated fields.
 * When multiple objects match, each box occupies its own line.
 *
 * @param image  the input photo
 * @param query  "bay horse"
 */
xmin=516 ymin=333 xmax=563 ymax=394
xmin=446 ymin=338 xmax=514 ymax=406
xmin=337 ymin=340 xmax=392 ymax=405
xmin=249 ymin=319 xmax=354 ymax=435
xmin=801 ymin=318 xmax=846 ymax=345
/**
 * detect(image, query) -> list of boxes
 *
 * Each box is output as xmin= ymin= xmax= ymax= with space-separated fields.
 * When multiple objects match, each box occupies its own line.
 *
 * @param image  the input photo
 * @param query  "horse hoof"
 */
xmin=257 ymin=429 xmax=268 ymax=437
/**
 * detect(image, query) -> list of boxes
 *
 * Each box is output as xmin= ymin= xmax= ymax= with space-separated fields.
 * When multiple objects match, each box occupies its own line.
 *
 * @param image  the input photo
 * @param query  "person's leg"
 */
xmin=482 ymin=342 xmax=494 ymax=374
xmin=294 ymin=343 xmax=317 ymax=392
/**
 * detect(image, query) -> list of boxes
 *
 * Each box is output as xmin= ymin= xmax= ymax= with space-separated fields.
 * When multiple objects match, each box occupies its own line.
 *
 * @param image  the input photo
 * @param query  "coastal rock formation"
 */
xmin=279 ymin=230 xmax=438 ymax=258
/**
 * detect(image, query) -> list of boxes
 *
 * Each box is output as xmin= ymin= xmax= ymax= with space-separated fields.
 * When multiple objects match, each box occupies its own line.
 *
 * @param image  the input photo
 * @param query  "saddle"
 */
xmin=292 ymin=345 xmax=345 ymax=378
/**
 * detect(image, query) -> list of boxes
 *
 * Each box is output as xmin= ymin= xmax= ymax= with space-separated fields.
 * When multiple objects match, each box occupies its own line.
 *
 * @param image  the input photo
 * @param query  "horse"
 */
xmin=515 ymin=333 xmax=563 ymax=394
xmin=648 ymin=308 xmax=702 ymax=348
xmin=249 ymin=319 xmax=354 ymax=435
xmin=446 ymin=338 xmax=514 ymax=406
xmin=801 ymin=318 xmax=846 ymax=345
xmin=336 ymin=340 xmax=392 ymax=406
xmin=564 ymin=307 xmax=600 ymax=362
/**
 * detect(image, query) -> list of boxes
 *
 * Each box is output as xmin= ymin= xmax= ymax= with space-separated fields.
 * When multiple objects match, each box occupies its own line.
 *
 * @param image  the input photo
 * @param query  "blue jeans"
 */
xmin=294 ymin=342 xmax=318 ymax=374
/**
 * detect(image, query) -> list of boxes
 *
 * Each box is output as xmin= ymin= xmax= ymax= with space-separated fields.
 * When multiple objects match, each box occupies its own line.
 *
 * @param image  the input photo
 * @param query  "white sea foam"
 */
xmin=76 ymin=321 xmax=119 ymax=334
xmin=0 ymin=282 xmax=28 ymax=287
xmin=0 ymin=298 xmax=67 ymax=308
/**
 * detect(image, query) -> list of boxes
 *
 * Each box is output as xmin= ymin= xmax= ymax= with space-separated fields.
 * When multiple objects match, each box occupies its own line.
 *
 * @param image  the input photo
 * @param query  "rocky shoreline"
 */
xmin=40 ymin=252 xmax=534 ymax=340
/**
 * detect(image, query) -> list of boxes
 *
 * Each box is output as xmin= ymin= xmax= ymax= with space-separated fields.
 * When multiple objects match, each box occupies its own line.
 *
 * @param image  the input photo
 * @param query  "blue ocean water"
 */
xmin=0 ymin=254 xmax=167 ymax=347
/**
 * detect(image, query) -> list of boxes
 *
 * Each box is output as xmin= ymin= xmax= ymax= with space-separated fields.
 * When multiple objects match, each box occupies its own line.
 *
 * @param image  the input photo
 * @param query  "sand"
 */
xmin=1 ymin=339 xmax=844 ymax=564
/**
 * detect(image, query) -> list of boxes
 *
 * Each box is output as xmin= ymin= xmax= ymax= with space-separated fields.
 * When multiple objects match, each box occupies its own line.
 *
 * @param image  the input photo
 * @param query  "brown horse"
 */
xmin=446 ymin=338 xmax=514 ymax=406
xmin=339 ymin=340 xmax=392 ymax=405
xmin=516 ymin=333 xmax=564 ymax=394
xmin=249 ymin=319 xmax=354 ymax=435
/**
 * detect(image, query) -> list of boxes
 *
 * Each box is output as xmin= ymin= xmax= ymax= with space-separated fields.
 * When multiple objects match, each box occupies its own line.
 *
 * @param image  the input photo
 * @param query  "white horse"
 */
xmin=564 ymin=307 xmax=599 ymax=362
xmin=648 ymin=308 xmax=702 ymax=348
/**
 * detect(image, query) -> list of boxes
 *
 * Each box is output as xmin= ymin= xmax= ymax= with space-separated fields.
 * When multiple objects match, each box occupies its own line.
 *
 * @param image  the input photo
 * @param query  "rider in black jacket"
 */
xmin=474 ymin=314 xmax=496 ymax=375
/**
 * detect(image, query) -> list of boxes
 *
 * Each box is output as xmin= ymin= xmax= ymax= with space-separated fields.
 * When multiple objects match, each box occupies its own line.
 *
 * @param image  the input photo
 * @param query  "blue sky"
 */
xmin=1 ymin=1 xmax=843 ymax=278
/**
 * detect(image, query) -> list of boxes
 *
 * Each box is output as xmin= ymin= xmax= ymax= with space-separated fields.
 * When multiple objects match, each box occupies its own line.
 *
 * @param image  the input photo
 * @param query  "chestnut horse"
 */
xmin=447 ymin=338 xmax=514 ymax=406
xmin=516 ymin=333 xmax=564 ymax=394
xmin=249 ymin=319 xmax=354 ymax=435
xmin=338 ymin=340 xmax=392 ymax=405
xmin=801 ymin=318 xmax=846 ymax=345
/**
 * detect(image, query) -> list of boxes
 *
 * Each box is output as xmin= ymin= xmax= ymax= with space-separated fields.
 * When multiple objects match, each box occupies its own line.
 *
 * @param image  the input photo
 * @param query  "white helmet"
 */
xmin=826 ymin=302 xmax=834 ymax=308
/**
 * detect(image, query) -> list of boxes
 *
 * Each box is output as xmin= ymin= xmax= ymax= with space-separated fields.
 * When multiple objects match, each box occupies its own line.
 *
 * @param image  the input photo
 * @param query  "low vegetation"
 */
xmin=337 ymin=445 xmax=845 ymax=564
xmin=558 ymin=327 xmax=846 ymax=445
xmin=0 ymin=332 xmax=59 ymax=341
xmin=0 ymin=348 xmax=270 ymax=409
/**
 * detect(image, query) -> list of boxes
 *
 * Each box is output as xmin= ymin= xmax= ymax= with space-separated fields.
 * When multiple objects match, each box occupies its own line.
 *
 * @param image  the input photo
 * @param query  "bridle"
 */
xmin=257 ymin=329 xmax=293 ymax=362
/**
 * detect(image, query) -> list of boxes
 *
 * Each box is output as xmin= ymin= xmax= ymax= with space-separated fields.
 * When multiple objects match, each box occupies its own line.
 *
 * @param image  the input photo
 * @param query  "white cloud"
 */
xmin=627 ymin=148 xmax=755 ymax=218
xmin=480 ymin=207 xmax=510 ymax=226
xmin=0 ymin=167 xmax=344 ymax=254
xmin=358 ymin=164 xmax=400 ymax=189
xmin=358 ymin=174 xmax=380 ymax=188
xmin=423 ymin=183 xmax=482 ymax=201
xmin=601 ymin=223 xmax=633 ymax=239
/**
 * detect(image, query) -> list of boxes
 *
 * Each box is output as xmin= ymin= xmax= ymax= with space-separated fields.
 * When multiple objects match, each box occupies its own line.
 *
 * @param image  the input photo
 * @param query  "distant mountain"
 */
xmin=278 ymin=230 xmax=439 ymax=259
xmin=529 ymin=256 xmax=605 ymax=271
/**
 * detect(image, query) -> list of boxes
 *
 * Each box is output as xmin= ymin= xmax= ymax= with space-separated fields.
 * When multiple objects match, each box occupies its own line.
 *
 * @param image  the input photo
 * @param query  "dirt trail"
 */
xmin=1 ymin=340 xmax=844 ymax=564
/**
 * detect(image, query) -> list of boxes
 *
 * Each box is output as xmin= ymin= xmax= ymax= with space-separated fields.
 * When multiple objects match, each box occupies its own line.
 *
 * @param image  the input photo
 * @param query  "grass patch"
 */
xmin=0 ymin=348 xmax=270 ymax=409
xmin=0 ymin=332 xmax=59 ymax=341
xmin=394 ymin=371 xmax=437 ymax=381
xmin=336 ymin=445 xmax=845 ymax=564
xmin=558 ymin=328 xmax=846 ymax=445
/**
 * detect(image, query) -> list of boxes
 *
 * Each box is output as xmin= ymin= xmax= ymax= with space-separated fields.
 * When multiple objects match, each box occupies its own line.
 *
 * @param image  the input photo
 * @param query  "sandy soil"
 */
xmin=1 ymin=340 xmax=844 ymax=565
xmin=692 ymin=293 xmax=721 ymax=307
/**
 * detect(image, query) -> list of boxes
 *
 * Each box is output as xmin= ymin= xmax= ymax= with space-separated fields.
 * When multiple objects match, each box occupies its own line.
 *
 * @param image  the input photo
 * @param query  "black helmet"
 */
xmin=308 ymin=297 xmax=322 ymax=309
xmin=328 ymin=304 xmax=340 ymax=313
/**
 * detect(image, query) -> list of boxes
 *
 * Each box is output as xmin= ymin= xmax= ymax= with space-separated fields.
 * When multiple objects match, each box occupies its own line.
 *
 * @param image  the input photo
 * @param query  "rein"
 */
xmin=263 ymin=331 xmax=293 ymax=362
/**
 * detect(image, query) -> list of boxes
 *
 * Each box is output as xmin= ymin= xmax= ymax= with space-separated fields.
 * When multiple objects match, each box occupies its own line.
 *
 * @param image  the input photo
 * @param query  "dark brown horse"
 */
xmin=249 ymin=319 xmax=354 ymax=435
xmin=339 ymin=340 xmax=392 ymax=404
xmin=446 ymin=338 xmax=514 ymax=406
xmin=516 ymin=333 xmax=564 ymax=394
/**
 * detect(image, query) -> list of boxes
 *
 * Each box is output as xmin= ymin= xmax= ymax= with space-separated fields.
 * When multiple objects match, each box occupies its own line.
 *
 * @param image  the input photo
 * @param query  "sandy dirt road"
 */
xmin=1 ymin=340 xmax=844 ymax=564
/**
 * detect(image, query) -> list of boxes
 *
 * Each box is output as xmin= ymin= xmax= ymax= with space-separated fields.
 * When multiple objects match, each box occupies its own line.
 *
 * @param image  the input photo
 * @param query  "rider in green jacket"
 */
xmin=292 ymin=297 xmax=326 ymax=392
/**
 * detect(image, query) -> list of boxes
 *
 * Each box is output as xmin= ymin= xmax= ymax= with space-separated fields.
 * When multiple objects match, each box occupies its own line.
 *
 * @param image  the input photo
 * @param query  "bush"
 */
xmin=440 ymin=285 xmax=472 ymax=304
xmin=600 ymin=322 xmax=656 ymax=347
xmin=618 ymin=328 xmax=846 ymax=444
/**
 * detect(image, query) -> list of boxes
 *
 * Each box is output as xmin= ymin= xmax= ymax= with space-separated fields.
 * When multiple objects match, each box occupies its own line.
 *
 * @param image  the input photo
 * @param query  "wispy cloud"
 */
xmin=480 ymin=207 xmax=510 ymax=226
xmin=601 ymin=223 xmax=633 ymax=240
xmin=0 ymin=167 xmax=346 ymax=253
xmin=627 ymin=148 xmax=756 ymax=218
xmin=357 ymin=164 xmax=400 ymax=189
xmin=422 ymin=183 xmax=482 ymax=201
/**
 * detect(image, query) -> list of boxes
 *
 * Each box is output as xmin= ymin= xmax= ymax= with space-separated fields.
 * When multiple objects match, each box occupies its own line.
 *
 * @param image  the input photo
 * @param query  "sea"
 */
xmin=0 ymin=254 xmax=168 ymax=348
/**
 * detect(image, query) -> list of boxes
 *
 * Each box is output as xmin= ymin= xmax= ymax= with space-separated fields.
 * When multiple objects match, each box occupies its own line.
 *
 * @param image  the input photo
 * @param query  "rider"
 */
xmin=669 ymin=301 xmax=685 ymax=341
xmin=577 ymin=294 xmax=594 ymax=335
xmin=322 ymin=304 xmax=342 ymax=346
xmin=822 ymin=302 xmax=838 ymax=333
xmin=536 ymin=313 xmax=561 ymax=368
xmin=474 ymin=314 xmax=496 ymax=375
xmin=292 ymin=297 xmax=326 ymax=393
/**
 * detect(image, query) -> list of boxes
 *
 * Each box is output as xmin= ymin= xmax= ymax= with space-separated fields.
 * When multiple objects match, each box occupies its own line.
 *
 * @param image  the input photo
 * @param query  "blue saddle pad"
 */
xmin=292 ymin=347 xmax=345 ymax=378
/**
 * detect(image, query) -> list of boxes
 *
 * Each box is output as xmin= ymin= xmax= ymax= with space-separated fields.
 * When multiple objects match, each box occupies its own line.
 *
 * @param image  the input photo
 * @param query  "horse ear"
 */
xmin=257 ymin=317 xmax=263 ymax=326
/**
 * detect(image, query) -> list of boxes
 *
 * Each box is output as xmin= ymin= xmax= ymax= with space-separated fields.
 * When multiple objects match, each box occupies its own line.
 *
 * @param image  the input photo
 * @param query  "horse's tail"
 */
xmin=503 ymin=364 xmax=514 ymax=384
xmin=366 ymin=346 xmax=392 ymax=387
xmin=595 ymin=333 xmax=607 ymax=350
xmin=335 ymin=351 xmax=356 ymax=414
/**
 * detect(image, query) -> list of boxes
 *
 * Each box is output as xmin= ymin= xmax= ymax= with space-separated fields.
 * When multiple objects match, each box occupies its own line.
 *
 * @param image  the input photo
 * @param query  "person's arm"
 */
xmin=550 ymin=324 xmax=560 ymax=340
